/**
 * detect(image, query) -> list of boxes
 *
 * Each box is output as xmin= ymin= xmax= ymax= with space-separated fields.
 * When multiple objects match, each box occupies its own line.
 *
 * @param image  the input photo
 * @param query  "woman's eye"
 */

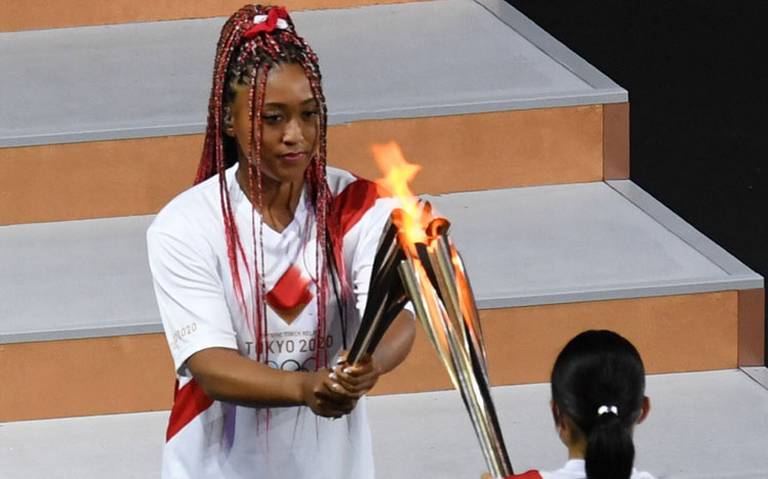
xmin=263 ymin=114 xmax=282 ymax=123
xmin=302 ymin=110 xmax=319 ymax=119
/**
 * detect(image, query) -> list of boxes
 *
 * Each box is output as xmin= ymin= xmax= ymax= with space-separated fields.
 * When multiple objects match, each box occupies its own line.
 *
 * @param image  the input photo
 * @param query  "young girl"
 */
xmin=147 ymin=5 xmax=414 ymax=478
xmin=492 ymin=330 xmax=655 ymax=479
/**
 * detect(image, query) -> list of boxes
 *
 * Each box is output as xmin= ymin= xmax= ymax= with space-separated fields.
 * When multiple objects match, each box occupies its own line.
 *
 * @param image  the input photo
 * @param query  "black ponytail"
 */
xmin=551 ymin=330 xmax=645 ymax=479
xmin=585 ymin=411 xmax=635 ymax=479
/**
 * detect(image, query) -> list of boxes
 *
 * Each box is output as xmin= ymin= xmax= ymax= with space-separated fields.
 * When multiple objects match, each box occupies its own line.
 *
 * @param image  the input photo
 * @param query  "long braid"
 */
xmin=281 ymin=27 xmax=341 ymax=362
xmin=251 ymin=64 xmax=271 ymax=363
xmin=298 ymin=46 xmax=356 ymax=355
xmin=199 ymin=12 xmax=252 ymax=323
xmin=194 ymin=5 xmax=349 ymax=371
xmin=305 ymin=65 xmax=331 ymax=367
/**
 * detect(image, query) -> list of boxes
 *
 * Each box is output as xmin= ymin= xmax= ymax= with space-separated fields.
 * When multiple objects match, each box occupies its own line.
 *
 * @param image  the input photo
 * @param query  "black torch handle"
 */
xmin=364 ymin=288 xmax=409 ymax=355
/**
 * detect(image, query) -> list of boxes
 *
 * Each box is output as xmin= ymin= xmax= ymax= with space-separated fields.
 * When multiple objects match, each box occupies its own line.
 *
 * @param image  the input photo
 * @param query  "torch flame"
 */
xmin=371 ymin=144 xmax=509 ymax=477
xmin=372 ymin=142 xmax=430 ymax=247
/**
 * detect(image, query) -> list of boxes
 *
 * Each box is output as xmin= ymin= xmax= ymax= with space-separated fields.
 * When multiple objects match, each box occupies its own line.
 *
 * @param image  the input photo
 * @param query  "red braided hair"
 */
xmin=195 ymin=5 xmax=345 ymax=369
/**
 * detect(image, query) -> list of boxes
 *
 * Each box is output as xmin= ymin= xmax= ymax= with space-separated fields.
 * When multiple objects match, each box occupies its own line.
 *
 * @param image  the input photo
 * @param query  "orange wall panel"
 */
xmin=603 ymin=102 xmax=629 ymax=180
xmin=0 ymin=106 xmax=604 ymax=225
xmin=375 ymin=291 xmax=738 ymax=394
xmin=0 ymin=334 xmax=175 ymax=422
xmin=0 ymin=292 xmax=738 ymax=421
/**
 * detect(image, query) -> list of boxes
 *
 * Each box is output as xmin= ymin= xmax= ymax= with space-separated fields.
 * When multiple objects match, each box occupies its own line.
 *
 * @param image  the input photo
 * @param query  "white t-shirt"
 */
xmin=147 ymin=164 xmax=399 ymax=479
xmin=511 ymin=459 xmax=656 ymax=479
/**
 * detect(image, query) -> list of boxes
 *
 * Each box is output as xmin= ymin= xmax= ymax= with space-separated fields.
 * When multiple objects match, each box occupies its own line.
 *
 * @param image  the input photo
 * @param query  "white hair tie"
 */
xmin=597 ymin=405 xmax=619 ymax=416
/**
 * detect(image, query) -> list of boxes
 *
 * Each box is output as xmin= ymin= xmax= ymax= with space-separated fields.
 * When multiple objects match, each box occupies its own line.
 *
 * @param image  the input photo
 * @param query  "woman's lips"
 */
xmin=280 ymin=152 xmax=307 ymax=163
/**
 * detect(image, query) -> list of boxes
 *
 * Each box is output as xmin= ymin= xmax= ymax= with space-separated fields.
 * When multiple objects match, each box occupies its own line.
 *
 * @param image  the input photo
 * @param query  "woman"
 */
xmin=147 ymin=5 xmax=414 ymax=478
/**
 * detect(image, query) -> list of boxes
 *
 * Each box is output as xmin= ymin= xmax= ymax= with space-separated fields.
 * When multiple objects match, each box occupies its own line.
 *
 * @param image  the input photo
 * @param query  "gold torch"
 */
xmin=349 ymin=142 xmax=513 ymax=477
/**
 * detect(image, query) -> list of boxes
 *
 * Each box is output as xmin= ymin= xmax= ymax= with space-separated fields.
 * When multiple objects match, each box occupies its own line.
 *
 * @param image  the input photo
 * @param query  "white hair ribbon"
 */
xmin=597 ymin=405 xmax=619 ymax=416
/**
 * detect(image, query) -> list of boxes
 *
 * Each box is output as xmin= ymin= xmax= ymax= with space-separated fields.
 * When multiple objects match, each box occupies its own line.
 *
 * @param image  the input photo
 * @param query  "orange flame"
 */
xmin=372 ymin=142 xmax=431 ymax=248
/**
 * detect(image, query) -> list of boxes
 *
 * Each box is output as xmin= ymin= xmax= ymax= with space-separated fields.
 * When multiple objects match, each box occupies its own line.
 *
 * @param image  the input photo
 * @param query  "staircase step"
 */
xmin=372 ymin=369 xmax=768 ymax=479
xmin=0 ymin=215 xmax=157 ymax=343
xmin=1 ymin=369 xmax=766 ymax=478
xmin=0 ymin=0 xmax=627 ymax=224
xmin=1 ymin=181 xmax=761 ymax=421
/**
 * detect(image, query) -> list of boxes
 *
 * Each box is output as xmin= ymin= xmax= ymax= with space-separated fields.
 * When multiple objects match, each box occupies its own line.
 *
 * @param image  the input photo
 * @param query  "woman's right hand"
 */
xmin=301 ymin=368 xmax=358 ymax=418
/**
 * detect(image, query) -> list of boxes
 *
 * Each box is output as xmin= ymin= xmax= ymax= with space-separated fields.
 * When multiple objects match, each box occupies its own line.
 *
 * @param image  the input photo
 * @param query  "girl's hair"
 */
xmin=195 ymin=5 xmax=348 ymax=369
xmin=551 ymin=330 xmax=646 ymax=479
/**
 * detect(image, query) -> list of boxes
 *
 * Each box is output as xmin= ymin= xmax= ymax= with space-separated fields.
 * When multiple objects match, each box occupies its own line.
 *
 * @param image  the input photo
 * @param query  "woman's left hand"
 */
xmin=332 ymin=351 xmax=381 ymax=398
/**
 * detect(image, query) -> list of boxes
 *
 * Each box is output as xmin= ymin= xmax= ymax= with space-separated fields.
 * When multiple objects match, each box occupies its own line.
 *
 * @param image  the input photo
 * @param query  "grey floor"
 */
xmin=1 ymin=369 xmax=766 ymax=478
xmin=372 ymin=368 xmax=768 ymax=479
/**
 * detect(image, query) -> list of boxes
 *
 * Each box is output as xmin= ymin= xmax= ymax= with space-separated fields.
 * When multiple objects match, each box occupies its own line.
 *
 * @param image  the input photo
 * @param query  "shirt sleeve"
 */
xmin=147 ymin=224 xmax=238 ymax=374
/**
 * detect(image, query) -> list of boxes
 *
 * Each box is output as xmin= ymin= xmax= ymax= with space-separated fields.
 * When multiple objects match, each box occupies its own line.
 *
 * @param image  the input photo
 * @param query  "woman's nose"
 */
xmin=282 ymin=118 xmax=302 ymax=144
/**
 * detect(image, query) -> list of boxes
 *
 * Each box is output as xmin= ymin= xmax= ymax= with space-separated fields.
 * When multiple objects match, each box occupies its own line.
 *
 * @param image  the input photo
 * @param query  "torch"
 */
xmin=347 ymin=142 xmax=513 ymax=477
xmin=347 ymin=215 xmax=409 ymax=364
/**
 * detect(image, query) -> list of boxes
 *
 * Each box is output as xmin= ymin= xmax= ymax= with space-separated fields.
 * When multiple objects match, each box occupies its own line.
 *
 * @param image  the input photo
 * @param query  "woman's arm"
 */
xmin=187 ymin=347 xmax=359 ymax=418
xmin=333 ymin=310 xmax=415 ymax=396
xmin=372 ymin=309 xmax=416 ymax=375
xmin=148 ymin=226 xmax=360 ymax=418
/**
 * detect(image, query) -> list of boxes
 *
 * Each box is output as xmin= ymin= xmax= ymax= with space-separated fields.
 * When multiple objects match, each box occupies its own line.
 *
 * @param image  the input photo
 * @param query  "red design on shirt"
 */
xmin=328 ymin=178 xmax=383 ymax=266
xmin=166 ymin=379 xmax=214 ymax=442
xmin=266 ymin=265 xmax=313 ymax=310
xmin=330 ymin=179 xmax=382 ymax=237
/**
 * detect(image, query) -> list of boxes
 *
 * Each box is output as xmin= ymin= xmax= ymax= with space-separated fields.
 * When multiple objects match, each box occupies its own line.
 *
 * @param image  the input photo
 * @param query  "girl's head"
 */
xmin=550 ymin=330 xmax=651 ymax=479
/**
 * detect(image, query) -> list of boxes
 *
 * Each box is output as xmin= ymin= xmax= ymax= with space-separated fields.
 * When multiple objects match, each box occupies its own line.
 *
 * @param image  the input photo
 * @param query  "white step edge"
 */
xmin=0 ymin=181 xmax=761 ymax=344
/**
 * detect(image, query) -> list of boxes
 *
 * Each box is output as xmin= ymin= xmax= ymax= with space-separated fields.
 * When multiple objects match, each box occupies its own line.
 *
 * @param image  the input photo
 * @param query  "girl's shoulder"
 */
xmin=508 ymin=471 xmax=543 ymax=479
xmin=535 ymin=461 xmax=656 ymax=479
xmin=632 ymin=471 xmax=657 ymax=479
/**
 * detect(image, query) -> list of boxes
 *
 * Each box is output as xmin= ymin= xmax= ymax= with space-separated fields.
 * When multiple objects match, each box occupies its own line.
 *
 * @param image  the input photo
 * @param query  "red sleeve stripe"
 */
xmin=166 ymin=379 xmax=214 ymax=442
xmin=329 ymin=178 xmax=383 ymax=239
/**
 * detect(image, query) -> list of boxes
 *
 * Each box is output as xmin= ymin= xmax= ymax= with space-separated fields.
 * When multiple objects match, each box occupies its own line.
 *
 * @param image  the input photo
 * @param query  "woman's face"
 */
xmin=227 ymin=62 xmax=319 ymax=185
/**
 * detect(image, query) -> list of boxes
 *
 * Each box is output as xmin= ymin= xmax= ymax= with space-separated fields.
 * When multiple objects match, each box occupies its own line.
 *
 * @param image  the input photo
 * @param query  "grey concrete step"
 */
xmin=0 ymin=180 xmax=760 ymax=344
xmin=1 ymin=369 xmax=766 ymax=478
xmin=0 ymin=0 xmax=625 ymax=148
